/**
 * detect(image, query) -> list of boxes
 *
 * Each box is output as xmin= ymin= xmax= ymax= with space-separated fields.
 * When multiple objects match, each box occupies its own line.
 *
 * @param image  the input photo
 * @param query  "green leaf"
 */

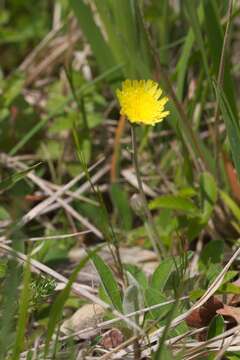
xmin=9 ymin=116 xmax=49 ymax=156
xmin=208 ymin=314 xmax=224 ymax=340
xmin=123 ymin=283 xmax=139 ymax=317
xmin=206 ymin=263 xmax=222 ymax=284
xmin=0 ymin=163 xmax=41 ymax=193
xmin=177 ymin=187 xmax=197 ymax=198
xmin=151 ymin=258 xmax=175 ymax=291
xmin=227 ymin=353 xmax=240 ymax=360
xmin=2 ymin=72 xmax=25 ymax=107
xmin=76 ymin=202 xmax=111 ymax=241
xmin=45 ymin=247 xmax=100 ymax=356
xmin=200 ymin=240 xmax=224 ymax=269
xmin=124 ymin=264 xmax=148 ymax=289
xmin=156 ymin=209 xmax=179 ymax=246
xmin=122 ymin=273 xmax=143 ymax=320
xmin=189 ymin=288 xmax=205 ymax=301
xmin=220 ymin=190 xmax=240 ymax=221
xmin=199 ymin=172 xmax=218 ymax=223
xmin=207 ymin=315 xmax=224 ymax=359
xmin=154 ymin=345 xmax=175 ymax=360
xmin=213 ymin=81 xmax=240 ymax=179
xmin=222 ymin=271 xmax=238 ymax=285
xmin=207 ymin=315 xmax=225 ymax=360
xmin=91 ymin=252 xmax=122 ymax=312
xmin=0 ymin=207 xmax=10 ymax=221
xmin=110 ymin=183 xmax=133 ymax=231
xmin=144 ymin=288 xmax=170 ymax=322
xmin=219 ymin=283 xmax=240 ymax=295
xmin=149 ymin=195 xmax=199 ymax=215
xmin=186 ymin=217 xmax=205 ymax=241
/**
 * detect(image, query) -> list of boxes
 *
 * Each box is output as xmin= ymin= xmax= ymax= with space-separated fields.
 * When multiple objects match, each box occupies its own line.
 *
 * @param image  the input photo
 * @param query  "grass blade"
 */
xmin=213 ymin=81 xmax=240 ymax=178
xmin=94 ymin=0 xmax=151 ymax=78
xmin=9 ymin=63 xmax=123 ymax=155
xmin=0 ymin=258 xmax=21 ymax=359
xmin=0 ymin=162 xmax=41 ymax=192
xmin=176 ymin=29 xmax=194 ymax=101
xmin=185 ymin=1 xmax=211 ymax=85
xmin=68 ymin=0 xmax=116 ymax=73
xmin=12 ymin=258 xmax=31 ymax=360
xmin=203 ymin=0 xmax=237 ymax=117
xmin=91 ymin=252 xmax=123 ymax=312
xmin=44 ymin=247 xmax=100 ymax=356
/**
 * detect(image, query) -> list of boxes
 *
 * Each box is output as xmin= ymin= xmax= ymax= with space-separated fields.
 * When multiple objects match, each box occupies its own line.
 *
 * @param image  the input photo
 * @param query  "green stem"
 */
xmin=131 ymin=124 xmax=165 ymax=259
xmin=214 ymin=0 xmax=233 ymax=181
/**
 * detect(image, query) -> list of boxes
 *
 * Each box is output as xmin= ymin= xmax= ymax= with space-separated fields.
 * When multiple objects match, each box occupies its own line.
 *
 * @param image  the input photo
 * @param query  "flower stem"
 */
xmin=131 ymin=124 xmax=165 ymax=259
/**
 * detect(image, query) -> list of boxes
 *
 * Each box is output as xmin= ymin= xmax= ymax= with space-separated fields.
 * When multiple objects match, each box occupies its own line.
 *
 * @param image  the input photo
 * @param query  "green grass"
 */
xmin=0 ymin=0 xmax=240 ymax=359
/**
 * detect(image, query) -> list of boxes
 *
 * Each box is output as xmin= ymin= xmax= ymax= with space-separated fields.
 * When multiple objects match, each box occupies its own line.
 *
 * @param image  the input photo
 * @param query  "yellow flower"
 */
xmin=116 ymin=79 xmax=169 ymax=126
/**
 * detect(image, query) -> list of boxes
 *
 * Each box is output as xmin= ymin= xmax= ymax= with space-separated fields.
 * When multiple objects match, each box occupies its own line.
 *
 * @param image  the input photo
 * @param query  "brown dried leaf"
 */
xmin=217 ymin=304 xmax=240 ymax=323
xmin=223 ymin=152 xmax=240 ymax=202
xmin=186 ymin=296 xmax=223 ymax=328
xmin=228 ymin=278 xmax=240 ymax=306
xmin=100 ymin=328 xmax=124 ymax=349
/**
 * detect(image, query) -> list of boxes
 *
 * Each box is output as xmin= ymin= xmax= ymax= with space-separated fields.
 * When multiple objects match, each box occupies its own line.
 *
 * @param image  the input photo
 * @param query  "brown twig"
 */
xmin=110 ymin=114 xmax=126 ymax=183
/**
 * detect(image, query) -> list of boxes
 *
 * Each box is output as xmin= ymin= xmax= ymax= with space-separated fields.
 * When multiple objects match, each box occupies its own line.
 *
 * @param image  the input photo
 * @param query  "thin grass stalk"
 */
xmin=138 ymin=3 xmax=209 ymax=173
xmin=155 ymin=56 xmax=208 ymax=173
xmin=12 ymin=257 xmax=31 ymax=360
xmin=9 ymin=64 xmax=123 ymax=156
xmin=74 ymin=147 xmax=126 ymax=286
xmin=214 ymin=328 xmax=240 ymax=360
xmin=0 ymin=243 xmax=142 ymax=334
xmin=66 ymin=66 xmax=126 ymax=284
xmin=213 ymin=0 xmax=234 ymax=179
xmin=154 ymin=298 xmax=180 ymax=358
xmin=131 ymin=124 xmax=165 ymax=259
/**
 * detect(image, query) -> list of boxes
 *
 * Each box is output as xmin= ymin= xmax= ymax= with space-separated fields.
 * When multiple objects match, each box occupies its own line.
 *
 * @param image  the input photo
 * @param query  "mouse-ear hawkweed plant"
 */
xmin=117 ymin=80 xmax=170 ymax=258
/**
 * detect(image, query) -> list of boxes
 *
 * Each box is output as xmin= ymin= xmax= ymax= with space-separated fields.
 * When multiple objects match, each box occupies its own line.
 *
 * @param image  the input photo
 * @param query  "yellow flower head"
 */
xmin=116 ymin=79 xmax=169 ymax=126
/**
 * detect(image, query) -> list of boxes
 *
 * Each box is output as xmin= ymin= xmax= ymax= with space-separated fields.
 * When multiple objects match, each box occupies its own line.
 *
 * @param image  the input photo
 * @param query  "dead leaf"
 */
xmin=227 ymin=278 xmax=240 ymax=306
xmin=217 ymin=304 xmax=240 ymax=324
xmin=100 ymin=328 xmax=124 ymax=349
xmin=223 ymin=152 xmax=240 ymax=202
xmin=186 ymin=296 xmax=223 ymax=328
xmin=110 ymin=114 xmax=126 ymax=183
xmin=60 ymin=303 xmax=105 ymax=339
xmin=25 ymin=194 xmax=47 ymax=202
